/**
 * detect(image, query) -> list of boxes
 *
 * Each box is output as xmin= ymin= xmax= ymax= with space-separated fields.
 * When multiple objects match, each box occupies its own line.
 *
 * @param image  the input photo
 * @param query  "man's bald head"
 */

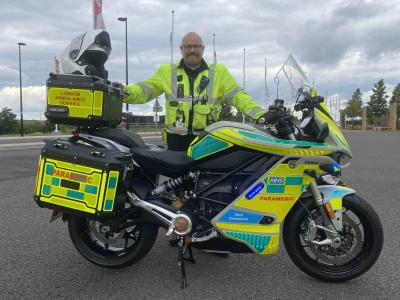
xmin=181 ymin=32 xmax=203 ymax=45
xmin=180 ymin=32 xmax=205 ymax=70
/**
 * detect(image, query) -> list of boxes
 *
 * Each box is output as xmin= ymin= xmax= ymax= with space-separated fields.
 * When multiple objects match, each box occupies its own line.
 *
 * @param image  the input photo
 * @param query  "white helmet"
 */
xmin=61 ymin=29 xmax=111 ymax=79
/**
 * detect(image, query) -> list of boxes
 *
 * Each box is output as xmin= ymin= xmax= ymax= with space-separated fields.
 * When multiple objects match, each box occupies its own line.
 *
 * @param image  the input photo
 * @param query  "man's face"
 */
xmin=180 ymin=34 xmax=204 ymax=68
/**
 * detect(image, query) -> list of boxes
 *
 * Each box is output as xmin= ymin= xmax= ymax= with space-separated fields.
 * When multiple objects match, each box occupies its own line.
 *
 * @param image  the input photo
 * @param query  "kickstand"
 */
xmin=177 ymin=238 xmax=188 ymax=288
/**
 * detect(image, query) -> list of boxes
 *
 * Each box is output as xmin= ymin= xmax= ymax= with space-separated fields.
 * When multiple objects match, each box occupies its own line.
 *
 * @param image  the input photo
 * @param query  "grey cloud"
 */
xmin=280 ymin=0 xmax=400 ymax=66
xmin=1 ymin=0 xmax=400 ymax=118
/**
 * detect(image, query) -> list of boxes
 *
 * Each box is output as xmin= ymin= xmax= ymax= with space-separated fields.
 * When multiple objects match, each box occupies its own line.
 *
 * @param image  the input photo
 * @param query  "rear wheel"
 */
xmin=68 ymin=216 xmax=158 ymax=268
xmin=283 ymin=194 xmax=383 ymax=282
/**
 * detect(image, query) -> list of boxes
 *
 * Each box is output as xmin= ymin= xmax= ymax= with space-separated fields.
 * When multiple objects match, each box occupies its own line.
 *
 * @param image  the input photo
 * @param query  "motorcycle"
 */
xmin=35 ymin=56 xmax=383 ymax=288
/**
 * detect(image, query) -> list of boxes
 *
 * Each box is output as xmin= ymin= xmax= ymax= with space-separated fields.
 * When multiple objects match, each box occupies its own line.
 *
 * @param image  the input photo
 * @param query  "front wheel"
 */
xmin=68 ymin=216 xmax=158 ymax=268
xmin=283 ymin=193 xmax=383 ymax=282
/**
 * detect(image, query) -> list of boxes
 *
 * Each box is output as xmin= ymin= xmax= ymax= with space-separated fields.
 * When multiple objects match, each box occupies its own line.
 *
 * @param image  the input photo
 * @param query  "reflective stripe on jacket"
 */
xmin=125 ymin=61 xmax=265 ymax=135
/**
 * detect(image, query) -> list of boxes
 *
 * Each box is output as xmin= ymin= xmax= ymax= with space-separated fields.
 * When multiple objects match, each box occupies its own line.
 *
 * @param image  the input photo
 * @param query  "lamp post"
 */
xmin=118 ymin=17 xmax=129 ymax=129
xmin=18 ymin=42 xmax=26 ymax=137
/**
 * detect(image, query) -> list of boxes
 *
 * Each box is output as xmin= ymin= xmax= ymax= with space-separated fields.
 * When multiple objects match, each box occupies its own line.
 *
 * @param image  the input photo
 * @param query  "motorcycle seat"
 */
xmin=130 ymin=146 xmax=195 ymax=178
xmin=82 ymin=127 xmax=147 ymax=148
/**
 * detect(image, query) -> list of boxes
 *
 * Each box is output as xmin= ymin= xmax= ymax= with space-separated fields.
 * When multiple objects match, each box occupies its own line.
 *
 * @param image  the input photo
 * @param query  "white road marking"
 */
xmin=0 ymin=136 xmax=162 ymax=151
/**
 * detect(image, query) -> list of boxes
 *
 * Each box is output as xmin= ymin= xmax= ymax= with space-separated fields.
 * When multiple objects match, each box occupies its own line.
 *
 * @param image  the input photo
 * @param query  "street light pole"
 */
xmin=118 ymin=17 xmax=129 ymax=129
xmin=18 ymin=42 xmax=26 ymax=137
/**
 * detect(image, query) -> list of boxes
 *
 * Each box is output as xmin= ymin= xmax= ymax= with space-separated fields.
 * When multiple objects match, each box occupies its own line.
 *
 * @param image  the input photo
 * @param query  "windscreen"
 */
xmin=274 ymin=54 xmax=312 ymax=107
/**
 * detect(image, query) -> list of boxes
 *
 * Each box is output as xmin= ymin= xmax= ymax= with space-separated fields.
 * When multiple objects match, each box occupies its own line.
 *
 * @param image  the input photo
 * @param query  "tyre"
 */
xmin=283 ymin=193 xmax=383 ymax=282
xmin=68 ymin=215 xmax=158 ymax=268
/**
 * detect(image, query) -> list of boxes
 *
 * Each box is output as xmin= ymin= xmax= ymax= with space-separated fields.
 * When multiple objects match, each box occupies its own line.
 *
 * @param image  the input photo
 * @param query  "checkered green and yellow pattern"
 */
xmin=35 ymin=158 xmax=119 ymax=215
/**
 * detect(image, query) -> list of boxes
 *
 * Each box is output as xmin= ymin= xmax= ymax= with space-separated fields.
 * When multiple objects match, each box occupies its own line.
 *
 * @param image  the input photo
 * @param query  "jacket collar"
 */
xmin=178 ymin=58 xmax=209 ymax=74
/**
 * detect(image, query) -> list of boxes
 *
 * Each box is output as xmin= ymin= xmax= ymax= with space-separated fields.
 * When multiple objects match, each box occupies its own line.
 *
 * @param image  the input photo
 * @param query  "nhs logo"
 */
xmin=269 ymin=177 xmax=284 ymax=184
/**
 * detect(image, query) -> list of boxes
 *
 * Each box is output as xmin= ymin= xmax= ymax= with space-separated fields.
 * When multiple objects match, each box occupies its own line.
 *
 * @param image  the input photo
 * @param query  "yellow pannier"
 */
xmin=34 ymin=139 xmax=131 ymax=217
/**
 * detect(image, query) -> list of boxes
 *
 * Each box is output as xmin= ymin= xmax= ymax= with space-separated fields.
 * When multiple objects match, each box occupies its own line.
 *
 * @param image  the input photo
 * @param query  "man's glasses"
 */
xmin=181 ymin=44 xmax=204 ymax=50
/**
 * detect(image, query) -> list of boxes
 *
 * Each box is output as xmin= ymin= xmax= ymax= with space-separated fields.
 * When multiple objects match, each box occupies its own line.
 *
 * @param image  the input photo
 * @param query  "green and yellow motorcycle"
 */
xmin=35 ymin=58 xmax=383 ymax=288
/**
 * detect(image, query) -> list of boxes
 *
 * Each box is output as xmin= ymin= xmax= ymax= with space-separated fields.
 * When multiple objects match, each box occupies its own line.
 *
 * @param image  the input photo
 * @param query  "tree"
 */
xmin=220 ymin=102 xmax=234 ymax=120
xmin=367 ymin=79 xmax=388 ymax=125
xmin=390 ymin=83 xmax=400 ymax=128
xmin=390 ymin=83 xmax=400 ymax=106
xmin=345 ymin=88 xmax=363 ymax=128
xmin=0 ymin=107 xmax=18 ymax=134
xmin=42 ymin=120 xmax=55 ymax=133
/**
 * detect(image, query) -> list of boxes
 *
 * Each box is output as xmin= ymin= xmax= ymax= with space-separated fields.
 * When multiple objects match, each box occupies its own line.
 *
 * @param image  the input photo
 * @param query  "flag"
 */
xmin=54 ymin=57 xmax=60 ymax=73
xmin=93 ymin=0 xmax=106 ymax=30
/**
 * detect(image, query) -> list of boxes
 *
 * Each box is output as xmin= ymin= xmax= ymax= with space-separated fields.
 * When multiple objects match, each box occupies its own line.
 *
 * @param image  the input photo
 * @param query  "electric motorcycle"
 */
xmin=35 ymin=57 xmax=383 ymax=289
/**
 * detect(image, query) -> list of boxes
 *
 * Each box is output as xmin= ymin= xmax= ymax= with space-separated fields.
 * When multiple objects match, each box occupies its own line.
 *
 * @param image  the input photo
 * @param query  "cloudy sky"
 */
xmin=1 ymin=0 xmax=400 ymax=120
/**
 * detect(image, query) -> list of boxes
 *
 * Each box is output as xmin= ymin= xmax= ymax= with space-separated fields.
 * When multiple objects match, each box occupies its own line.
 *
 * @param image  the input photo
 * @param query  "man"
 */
xmin=124 ymin=32 xmax=281 ymax=151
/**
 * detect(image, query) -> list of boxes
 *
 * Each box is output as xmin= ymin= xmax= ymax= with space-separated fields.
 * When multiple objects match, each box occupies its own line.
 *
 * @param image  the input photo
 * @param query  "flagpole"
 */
xmin=92 ymin=0 xmax=95 ymax=29
xmin=242 ymin=48 xmax=246 ymax=124
xmin=213 ymin=33 xmax=216 ymax=64
xmin=170 ymin=10 xmax=174 ymax=65
xmin=265 ymin=58 xmax=268 ymax=110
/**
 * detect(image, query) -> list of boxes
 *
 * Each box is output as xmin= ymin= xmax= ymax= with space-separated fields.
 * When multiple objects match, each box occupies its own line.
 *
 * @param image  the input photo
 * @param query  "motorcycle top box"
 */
xmin=34 ymin=139 xmax=131 ymax=218
xmin=45 ymin=73 xmax=124 ymax=127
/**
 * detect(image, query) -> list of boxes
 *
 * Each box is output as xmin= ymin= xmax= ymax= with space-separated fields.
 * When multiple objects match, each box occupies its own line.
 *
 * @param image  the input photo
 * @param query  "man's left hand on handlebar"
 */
xmin=256 ymin=110 xmax=292 ymax=125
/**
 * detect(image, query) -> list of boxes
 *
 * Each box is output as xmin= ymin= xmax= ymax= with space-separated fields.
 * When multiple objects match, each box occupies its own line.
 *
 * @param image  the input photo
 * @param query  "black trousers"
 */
xmin=166 ymin=133 xmax=197 ymax=151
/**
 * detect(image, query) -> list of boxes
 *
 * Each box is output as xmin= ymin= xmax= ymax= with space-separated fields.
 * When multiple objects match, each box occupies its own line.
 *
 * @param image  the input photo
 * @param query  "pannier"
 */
xmin=45 ymin=73 xmax=124 ymax=127
xmin=34 ymin=139 xmax=131 ymax=218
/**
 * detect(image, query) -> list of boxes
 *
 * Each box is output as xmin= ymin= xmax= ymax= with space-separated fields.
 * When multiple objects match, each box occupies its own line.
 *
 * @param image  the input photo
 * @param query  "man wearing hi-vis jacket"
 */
xmin=124 ymin=32 xmax=283 ymax=151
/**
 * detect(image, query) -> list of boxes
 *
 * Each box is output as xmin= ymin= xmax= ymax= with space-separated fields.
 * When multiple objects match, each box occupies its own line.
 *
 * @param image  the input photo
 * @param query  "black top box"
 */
xmin=45 ymin=73 xmax=124 ymax=128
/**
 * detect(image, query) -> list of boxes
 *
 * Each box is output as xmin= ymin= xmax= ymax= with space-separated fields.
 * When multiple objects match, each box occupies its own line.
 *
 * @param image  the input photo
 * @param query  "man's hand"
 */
xmin=256 ymin=111 xmax=292 ymax=125
xmin=112 ymin=82 xmax=130 ymax=97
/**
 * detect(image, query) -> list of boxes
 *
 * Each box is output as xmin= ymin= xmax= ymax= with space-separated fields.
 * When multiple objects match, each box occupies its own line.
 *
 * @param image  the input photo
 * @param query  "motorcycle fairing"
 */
xmin=319 ymin=185 xmax=355 ymax=231
xmin=212 ymin=155 xmax=334 ymax=255
xmin=188 ymin=134 xmax=233 ymax=160
xmin=314 ymin=105 xmax=352 ymax=157
xmin=195 ymin=121 xmax=335 ymax=157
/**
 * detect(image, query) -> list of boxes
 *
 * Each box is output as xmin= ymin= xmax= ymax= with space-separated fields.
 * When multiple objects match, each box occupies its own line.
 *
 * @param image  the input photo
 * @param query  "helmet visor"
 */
xmin=69 ymin=33 xmax=86 ymax=60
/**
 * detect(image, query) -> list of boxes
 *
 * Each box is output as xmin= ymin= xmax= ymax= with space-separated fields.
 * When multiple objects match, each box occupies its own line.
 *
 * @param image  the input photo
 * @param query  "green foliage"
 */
xmin=390 ymin=83 xmax=400 ymax=114
xmin=367 ymin=79 xmax=388 ymax=124
xmin=345 ymin=88 xmax=363 ymax=128
xmin=345 ymin=88 xmax=363 ymax=118
xmin=24 ymin=120 xmax=46 ymax=134
xmin=220 ymin=102 xmax=234 ymax=120
xmin=42 ymin=120 xmax=55 ymax=133
xmin=0 ymin=107 xmax=18 ymax=134
xmin=390 ymin=83 xmax=400 ymax=105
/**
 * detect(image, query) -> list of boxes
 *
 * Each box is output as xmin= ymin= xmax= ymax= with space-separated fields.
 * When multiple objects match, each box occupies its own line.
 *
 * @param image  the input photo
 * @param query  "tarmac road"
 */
xmin=0 ymin=131 xmax=399 ymax=299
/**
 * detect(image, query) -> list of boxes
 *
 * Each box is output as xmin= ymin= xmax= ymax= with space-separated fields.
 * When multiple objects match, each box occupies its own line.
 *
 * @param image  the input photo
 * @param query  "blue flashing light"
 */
xmin=332 ymin=161 xmax=341 ymax=172
xmin=246 ymin=182 xmax=264 ymax=200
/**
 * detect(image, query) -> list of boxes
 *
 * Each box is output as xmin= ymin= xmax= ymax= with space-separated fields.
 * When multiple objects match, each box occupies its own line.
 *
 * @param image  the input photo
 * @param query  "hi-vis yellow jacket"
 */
xmin=124 ymin=60 xmax=265 ymax=135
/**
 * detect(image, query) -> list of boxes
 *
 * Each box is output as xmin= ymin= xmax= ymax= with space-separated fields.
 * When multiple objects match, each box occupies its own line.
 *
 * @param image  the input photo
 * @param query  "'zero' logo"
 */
xmin=288 ymin=160 xmax=297 ymax=169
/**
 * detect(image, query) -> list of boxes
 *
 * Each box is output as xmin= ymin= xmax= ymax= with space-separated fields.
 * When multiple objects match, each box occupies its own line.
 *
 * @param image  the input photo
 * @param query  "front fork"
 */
xmin=308 ymin=179 xmax=342 ymax=248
